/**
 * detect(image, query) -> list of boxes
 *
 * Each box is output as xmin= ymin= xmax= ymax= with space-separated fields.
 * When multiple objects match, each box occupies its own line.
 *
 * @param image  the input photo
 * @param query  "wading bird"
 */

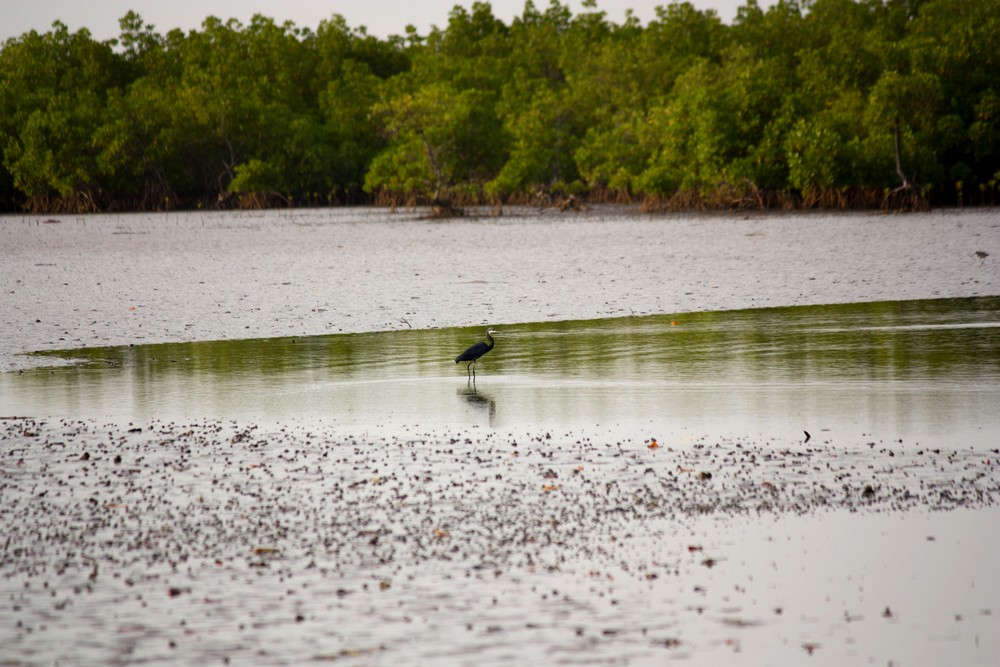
xmin=455 ymin=328 xmax=499 ymax=382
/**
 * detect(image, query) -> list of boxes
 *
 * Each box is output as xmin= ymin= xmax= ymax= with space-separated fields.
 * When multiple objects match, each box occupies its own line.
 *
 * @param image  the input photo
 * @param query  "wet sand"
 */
xmin=3 ymin=207 xmax=998 ymax=371
xmin=3 ymin=418 xmax=999 ymax=665
xmin=2 ymin=207 xmax=1000 ymax=664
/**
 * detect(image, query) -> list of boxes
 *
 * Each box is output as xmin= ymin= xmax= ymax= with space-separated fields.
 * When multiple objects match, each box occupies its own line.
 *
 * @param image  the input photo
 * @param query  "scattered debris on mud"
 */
xmin=3 ymin=418 xmax=998 ymax=664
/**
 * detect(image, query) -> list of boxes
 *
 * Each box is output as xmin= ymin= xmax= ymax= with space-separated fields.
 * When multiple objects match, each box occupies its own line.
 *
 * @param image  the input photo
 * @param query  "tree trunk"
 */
xmin=893 ymin=118 xmax=912 ymax=191
xmin=420 ymin=131 xmax=463 ymax=217
xmin=883 ymin=119 xmax=926 ymax=212
xmin=420 ymin=131 xmax=445 ymax=202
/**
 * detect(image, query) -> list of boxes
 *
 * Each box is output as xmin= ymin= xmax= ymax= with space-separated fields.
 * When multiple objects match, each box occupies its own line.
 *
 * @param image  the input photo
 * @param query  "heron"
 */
xmin=455 ymin=328 xmax=499 ymax=382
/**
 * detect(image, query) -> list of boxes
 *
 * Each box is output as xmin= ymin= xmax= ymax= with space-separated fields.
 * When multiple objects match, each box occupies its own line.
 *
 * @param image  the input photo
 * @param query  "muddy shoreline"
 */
xmin=3 ymin=208 xmax=1000 ymax=664
xmin=3 ymin=417 xmax=999 ymax=665
xmin=3 ymin=207 xmax=998 ymax=371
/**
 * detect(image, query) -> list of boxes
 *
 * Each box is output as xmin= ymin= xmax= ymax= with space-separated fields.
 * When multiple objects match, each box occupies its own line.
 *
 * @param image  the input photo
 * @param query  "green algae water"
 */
xmin=5 ymin=296 xmax=999 ymax=449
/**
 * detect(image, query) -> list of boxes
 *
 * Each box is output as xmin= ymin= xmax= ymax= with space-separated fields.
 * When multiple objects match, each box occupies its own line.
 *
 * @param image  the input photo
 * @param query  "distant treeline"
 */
xmin=1 ymin=0 xmax=998 ymax=214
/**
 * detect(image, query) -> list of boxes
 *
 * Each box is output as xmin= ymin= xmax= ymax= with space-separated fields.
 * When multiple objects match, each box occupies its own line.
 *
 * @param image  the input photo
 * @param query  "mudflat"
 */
xmin=3 ymin=207 xmax=997 ymax=368
xmin=2 ymin=207 xmax=999 ymax=665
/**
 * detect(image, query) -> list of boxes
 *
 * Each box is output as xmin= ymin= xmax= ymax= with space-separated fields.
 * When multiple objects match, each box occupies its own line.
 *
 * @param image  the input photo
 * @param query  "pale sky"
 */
xmin=2 ymin=1 xmax=771 ymax=43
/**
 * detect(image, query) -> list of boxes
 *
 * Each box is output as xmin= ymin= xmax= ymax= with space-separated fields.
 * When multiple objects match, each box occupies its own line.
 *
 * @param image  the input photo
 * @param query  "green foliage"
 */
xmin=366 ymin=83 xmax=507 ymax=201
xmin=0 ymin=22 xmax=128 ymax=207
xmin=2 ymin=0 xmax=999 ymax=211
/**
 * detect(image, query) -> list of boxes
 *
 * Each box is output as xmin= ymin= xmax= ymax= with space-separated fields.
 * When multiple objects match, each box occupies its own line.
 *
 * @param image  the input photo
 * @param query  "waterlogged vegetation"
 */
xmin=1 ymin=0 xmax=999 ymax=214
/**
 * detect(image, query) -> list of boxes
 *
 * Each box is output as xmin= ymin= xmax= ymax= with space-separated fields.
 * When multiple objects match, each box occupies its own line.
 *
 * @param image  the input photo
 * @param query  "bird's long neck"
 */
xmin=485 ymin=331 xmax=495 ymax=350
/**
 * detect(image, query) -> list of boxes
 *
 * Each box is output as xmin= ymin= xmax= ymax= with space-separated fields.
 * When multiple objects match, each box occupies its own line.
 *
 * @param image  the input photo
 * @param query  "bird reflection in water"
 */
xmin=458 ymin=385 xmax=497 ymax=426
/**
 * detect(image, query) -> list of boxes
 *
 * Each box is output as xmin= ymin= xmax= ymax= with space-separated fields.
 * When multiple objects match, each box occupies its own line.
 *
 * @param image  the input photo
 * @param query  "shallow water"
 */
xmin=5 ymin=296 xmax=1000 ymax=449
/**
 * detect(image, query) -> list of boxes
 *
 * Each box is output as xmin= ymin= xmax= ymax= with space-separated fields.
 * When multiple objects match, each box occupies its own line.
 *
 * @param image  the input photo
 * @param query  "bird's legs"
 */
xmin=466 ymin=360 xmax=475 ymax=383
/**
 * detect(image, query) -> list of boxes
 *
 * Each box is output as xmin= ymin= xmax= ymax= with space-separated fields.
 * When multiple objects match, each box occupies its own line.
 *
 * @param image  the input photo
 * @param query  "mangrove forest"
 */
xmin=1 ymin=0 xmax=998 ymax=213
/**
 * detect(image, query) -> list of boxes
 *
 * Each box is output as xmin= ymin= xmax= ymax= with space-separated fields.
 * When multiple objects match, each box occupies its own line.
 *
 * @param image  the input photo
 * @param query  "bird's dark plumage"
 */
xmin=456 ymin=328 xmax=497 ymax=381
xmin=455 ymin=341 xmax=492 ymax=363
